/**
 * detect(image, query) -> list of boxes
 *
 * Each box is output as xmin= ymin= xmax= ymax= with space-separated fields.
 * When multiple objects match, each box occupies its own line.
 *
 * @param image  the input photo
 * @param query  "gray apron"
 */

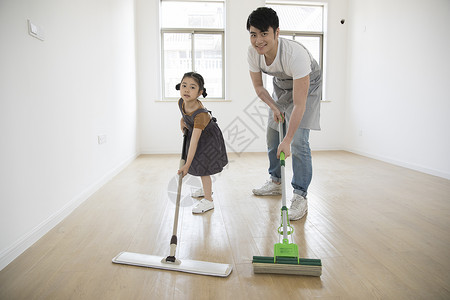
xmin=261 ymin=39 xmax=322 ymax=131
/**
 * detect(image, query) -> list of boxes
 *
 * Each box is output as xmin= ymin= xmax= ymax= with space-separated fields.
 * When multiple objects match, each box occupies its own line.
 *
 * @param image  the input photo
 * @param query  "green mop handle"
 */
xmin=278 ymin=120 xmax=289 ymax=243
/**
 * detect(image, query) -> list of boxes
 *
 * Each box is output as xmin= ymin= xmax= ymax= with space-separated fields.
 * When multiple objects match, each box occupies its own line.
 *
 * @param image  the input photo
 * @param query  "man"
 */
xmin=247 ymin=7 xmax=322 ymax=220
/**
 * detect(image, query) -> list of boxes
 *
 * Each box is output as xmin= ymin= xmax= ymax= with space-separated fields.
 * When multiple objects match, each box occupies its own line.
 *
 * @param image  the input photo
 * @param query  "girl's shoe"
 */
xmin=191 ymin=188 xmax=213 ymax=198
xmin=192 ymin=198 xmax=214 ymax=214
xmin=191 ymin=188 xmax=204 ymax=198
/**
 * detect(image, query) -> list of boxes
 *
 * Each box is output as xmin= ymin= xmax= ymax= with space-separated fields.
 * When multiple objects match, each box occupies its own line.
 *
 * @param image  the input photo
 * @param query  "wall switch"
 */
xmin=27 ymin=19 xmax=45 ymax=41
xmin=30 ymin=23 xmax=38 ymax=34
xmin=98 ymin=135 xmax=107 ymax=144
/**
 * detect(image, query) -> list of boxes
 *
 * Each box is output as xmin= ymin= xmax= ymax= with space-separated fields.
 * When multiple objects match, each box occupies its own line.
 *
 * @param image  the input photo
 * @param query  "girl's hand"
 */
xmin=178 ymin=164 xmax=189 ymax=177
xmin=180 ymin=123 xmax=188 ymax=133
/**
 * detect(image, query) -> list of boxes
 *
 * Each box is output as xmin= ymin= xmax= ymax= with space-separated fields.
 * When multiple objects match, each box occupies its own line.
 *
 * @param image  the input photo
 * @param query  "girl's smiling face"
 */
xmin=180 ymin=77 xmax=202 ymax=102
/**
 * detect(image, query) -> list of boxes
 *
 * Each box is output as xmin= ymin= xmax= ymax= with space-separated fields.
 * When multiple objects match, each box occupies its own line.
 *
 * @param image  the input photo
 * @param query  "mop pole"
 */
xmin=279 ymin=121 xmax=289 ymax=243
xmin=165 ymin=129 xmax=188 ymax=263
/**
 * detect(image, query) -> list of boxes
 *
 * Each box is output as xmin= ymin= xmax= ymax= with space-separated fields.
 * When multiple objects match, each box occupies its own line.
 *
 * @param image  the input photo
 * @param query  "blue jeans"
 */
xmin=267 ymin=125 xmax=312 ymax=198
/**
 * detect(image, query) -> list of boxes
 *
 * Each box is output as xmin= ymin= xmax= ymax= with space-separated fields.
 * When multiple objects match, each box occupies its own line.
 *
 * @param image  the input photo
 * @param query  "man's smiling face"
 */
xmin=249 ymin=26 xmax=279 ymax=57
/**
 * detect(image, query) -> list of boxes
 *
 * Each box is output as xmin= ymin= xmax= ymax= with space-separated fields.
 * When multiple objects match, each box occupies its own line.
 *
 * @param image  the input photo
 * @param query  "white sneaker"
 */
xmin=191 ymin=188 xmax=204 ymax=198
xmin=192 ymin=199 xmax=214 ymax=214
xmin=190 ymin=188 xmax=214 ymax=198
xmin=252 ymin=180 xmax=282 ymax=196
xmin=289 ymin=194 xmax=308 ymax=221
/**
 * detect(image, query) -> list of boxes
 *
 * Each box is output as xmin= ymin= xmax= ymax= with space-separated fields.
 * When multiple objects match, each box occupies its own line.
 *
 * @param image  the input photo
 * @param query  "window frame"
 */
xmin=160 ymin=0 xmax=226 ymax=101
xmin=266 ymin=2 xmax=327 ymax=100
xmin=279 ymin=31 xmax=323 ymax=68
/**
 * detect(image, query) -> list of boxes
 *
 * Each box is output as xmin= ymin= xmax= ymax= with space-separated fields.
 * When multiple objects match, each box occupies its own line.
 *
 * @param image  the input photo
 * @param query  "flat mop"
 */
xmin=252 ymin=120 xmax=322 ymax=276
xmin=113 ymin=129 xmax=232 ymax=277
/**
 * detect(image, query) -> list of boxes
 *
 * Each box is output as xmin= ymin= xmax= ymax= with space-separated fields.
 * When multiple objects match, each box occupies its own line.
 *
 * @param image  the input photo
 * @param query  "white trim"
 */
xmin=343 ymin=148 xmax=450 ymax=180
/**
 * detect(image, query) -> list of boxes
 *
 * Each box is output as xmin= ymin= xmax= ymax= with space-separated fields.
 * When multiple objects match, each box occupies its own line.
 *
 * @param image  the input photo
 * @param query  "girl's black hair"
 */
xmin=175 ymin=72 xmax=208 ymax=98
xmin=246 ymin=7 xmax=279 ymax=34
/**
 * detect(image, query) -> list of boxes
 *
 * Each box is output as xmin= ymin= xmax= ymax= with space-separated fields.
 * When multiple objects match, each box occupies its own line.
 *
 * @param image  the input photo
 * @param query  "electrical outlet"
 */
xmin=98 ymin=135 xmax=107 ymax=144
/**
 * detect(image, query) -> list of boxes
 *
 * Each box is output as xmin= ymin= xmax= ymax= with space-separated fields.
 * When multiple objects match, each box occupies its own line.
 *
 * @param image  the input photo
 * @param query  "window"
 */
xmin=265 ymin=2 xmax=325 ymax=97
xmin=161 ymin=0 xmax=225 ymax=100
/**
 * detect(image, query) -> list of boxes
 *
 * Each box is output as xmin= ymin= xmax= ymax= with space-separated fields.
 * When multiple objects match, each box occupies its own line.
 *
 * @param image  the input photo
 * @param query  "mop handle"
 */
xmin=169 ymin=129 xmax=188 ymax=258
xmin=278 ymin=117 xmax=286 ymax=208
xmin=172 ymin=163 xmax=184 ymax=237
xmin=173 ymin=129 xmax=188 ymax=235
xmin=278 ymin=120 xmax=289 ymax=241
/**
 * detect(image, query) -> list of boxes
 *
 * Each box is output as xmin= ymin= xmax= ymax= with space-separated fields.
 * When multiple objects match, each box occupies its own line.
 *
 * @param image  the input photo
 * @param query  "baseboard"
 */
xmin=0 ymin=152 xmax=138 ymax=271
xmin=344 ymin=148 xmax=450 ymax=180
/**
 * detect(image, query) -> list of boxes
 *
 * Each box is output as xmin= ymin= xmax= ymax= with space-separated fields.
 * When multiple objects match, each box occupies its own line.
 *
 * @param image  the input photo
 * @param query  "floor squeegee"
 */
xmin=112 ymin=129 xmax=232 ymax=277
xmin=252 ymin=119 xmax=322 ymax=276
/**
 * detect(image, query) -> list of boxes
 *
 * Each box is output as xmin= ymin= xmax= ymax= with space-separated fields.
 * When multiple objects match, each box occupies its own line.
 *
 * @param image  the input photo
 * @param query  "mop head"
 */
xmin=252 ymin=225 xmax=322 ymax=276
xmin=252 ymin=256 xmax=322 ymax=276
xmin=113 ymin=252 xmax=232 ymax=277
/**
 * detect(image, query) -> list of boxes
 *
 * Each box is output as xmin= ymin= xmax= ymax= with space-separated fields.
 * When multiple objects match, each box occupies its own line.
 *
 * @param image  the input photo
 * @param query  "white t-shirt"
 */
xmin=247 ymin=38 xmax=312 ymax=80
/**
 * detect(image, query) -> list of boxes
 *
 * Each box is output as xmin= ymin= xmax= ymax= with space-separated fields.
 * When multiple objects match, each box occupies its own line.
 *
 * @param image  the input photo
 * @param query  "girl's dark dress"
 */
xmin=178 ymin=98 xmax=228 ymax=176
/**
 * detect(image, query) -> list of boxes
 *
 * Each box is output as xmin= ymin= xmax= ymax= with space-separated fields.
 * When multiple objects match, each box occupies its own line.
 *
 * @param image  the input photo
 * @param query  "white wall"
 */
xmin=0 ymin=0 xmax=138 ymax=270
xmin=345 ymin=0 xmax=450 ymax=179
xmin=137 ymin=0 xmax=350 ymax=154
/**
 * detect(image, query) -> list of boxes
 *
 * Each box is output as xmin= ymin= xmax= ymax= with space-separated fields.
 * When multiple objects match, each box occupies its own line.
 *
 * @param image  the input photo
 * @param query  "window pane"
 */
xmin=265 ymin=74 xmax=274 ymax=96
xmin=294 ymin=36 xmax=321 ymax=66
xmin=162 ymin=1 xmax=224 ymax=29
xmin=268 ymin=4 xmax=323 ymax=31
xmin=266 ymin=35 xmax=321 ymax=96
xmin=163 ymin=33 xmax=192 ymax=98
xmin=194 ymin=34 xmax=222 ymax=98
xmin=280 ymin=34 xmax=320 ymax=65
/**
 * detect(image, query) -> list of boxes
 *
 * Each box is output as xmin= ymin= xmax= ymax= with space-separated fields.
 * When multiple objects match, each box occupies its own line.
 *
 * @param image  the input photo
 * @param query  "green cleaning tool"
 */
xmin=113 ymin=129 xmax=232 ymax=277
xmin=252 ymin=118 xmax=322 ymax=276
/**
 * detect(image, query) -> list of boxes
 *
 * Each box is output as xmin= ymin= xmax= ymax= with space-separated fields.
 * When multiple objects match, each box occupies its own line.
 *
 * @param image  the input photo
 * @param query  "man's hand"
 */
xmin=277 ymin=138 xmax=291 ymax=159
xmin=272 ymin=108 xmax=283 ymax=123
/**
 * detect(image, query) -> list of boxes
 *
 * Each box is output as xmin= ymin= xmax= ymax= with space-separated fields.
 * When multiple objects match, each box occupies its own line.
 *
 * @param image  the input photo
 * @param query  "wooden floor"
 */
xmin=1 ymin=151 xmax=449 ymax=300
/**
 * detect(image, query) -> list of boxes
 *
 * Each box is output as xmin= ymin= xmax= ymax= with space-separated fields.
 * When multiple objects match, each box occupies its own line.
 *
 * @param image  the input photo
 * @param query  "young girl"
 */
xmin=176 ymin=72 xmax=228 ymax=214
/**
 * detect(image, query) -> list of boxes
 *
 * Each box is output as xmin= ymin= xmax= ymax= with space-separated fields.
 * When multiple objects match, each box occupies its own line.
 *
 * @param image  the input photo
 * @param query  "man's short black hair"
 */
xmin=246 ymin=7 xmax=279 ymax=33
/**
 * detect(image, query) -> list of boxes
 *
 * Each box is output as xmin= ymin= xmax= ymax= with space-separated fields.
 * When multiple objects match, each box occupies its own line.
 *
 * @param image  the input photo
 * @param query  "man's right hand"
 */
xmin=272 ymin=108 xmax=283 ymax=123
